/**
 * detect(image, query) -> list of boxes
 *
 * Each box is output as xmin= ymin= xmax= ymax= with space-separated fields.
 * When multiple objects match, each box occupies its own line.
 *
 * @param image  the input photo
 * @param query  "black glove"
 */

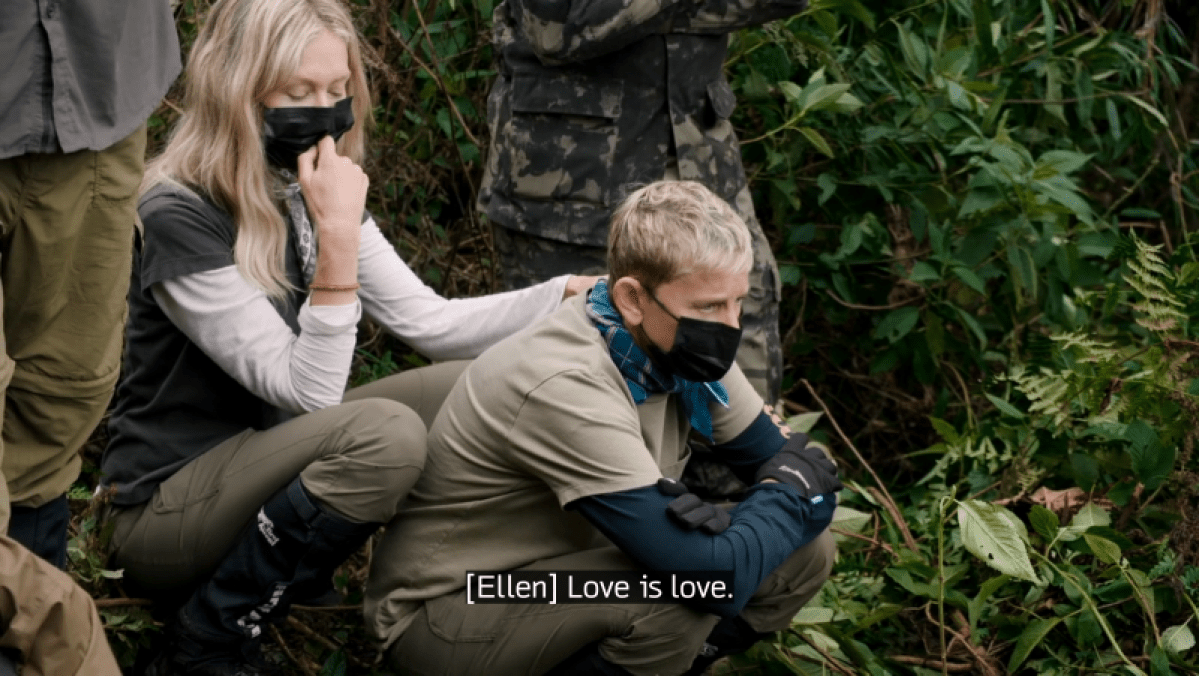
xmin=753 ymin=434 xmax=842 ymax=499
xmin=657 ymin=478 xmax=731 ymax=534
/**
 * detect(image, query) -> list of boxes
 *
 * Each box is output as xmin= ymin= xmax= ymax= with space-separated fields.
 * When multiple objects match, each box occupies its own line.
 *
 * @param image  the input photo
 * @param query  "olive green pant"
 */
xmin=107 ymin=361 xmax=469 ymax=594
xmin=0 ymin=534 xmax=120 ymax=676
xmin=493 ymin=182 xmax=782 ymax=405
xmin=0 ymin=125 xmax=148 ymax=519
xmin=387 ymin=530 xmax=836 ymax=676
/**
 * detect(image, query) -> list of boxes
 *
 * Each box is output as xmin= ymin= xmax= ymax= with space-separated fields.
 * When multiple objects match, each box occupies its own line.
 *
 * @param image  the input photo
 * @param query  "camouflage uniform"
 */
xmin=479 ymin=0 xmax=809 ymax=404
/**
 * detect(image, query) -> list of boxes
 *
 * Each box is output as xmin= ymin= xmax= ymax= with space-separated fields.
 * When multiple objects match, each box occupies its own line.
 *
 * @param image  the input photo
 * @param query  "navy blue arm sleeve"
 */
xmin=711 ymin=411 xmax=789 ymax=485
xmin=570 ymin=482 xmax=836 ymax=617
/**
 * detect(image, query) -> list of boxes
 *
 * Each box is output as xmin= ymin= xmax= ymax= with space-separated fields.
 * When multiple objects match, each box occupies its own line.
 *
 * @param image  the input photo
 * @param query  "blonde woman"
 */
xmin=98 ymin=0 xmax=595 ymax=673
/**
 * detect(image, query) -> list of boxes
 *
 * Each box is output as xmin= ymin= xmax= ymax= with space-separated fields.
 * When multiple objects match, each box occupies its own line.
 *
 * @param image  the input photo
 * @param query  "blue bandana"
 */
xmin=585 ymin=279 xmax=729 ymax=441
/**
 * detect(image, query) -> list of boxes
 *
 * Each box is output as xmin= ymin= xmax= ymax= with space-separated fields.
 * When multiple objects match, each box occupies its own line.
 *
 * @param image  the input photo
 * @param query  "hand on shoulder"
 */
xmin=563 ymin=274 xmax=605 ymax=300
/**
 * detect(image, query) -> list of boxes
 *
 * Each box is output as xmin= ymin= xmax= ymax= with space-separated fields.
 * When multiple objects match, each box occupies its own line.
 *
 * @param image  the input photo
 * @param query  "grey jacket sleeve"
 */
xmin=671 ymin=0 xmax=808 ymax=33
xmin=509 ymin=0 xmax=691 ymax=63
xmin=510 ymin=0 xmax=807 ymax=64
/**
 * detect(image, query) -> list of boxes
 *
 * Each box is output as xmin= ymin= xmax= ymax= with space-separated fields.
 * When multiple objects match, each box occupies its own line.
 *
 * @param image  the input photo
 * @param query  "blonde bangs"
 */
xmin=608 ymin=181 xmax=752 ymax=290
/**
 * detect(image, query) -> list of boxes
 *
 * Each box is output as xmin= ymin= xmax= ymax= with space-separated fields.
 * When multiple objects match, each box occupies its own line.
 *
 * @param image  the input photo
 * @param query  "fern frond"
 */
xmin=1126 ymin=238 xmax=1186 ymax=335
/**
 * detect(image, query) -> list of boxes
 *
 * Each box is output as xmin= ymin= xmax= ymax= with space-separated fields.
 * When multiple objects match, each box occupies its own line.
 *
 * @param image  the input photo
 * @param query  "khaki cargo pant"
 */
xmin=0 ymin=125 xmax=148 ymax=523
xmin=106 ymin=361 xmax=468 ymax=593
xmin=494 ymin=183 xmax=783 ymax=405
xmin=0 ymin=533 xmax=119 ymax=676
xmin=387 ymin=530 xmax=836 ymax=676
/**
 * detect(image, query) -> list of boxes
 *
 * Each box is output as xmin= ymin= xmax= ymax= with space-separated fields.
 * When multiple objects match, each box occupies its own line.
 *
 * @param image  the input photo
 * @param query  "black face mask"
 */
xmin=262 ymin=96 xmax=355 ymax=171
xmin=645 ymin=292 xmax=743 ymax=383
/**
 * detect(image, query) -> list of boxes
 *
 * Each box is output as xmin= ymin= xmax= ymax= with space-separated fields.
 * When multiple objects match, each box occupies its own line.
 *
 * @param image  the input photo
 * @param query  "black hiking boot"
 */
xmin=152 ymin=478 xmax=379 ymax=675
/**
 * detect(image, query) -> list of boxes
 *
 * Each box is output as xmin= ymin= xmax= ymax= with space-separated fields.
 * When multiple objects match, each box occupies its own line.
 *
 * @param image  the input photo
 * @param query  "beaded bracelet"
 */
xmin=309 ymin=282 xmax=360 ymax=292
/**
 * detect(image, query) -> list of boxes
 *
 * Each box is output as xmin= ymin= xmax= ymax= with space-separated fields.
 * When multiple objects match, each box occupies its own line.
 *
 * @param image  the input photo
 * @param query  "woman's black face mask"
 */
xmin=645 ymin=292 xmax=743 ymax=383
xmin=262 ymin=96 xmax=355 ymax=171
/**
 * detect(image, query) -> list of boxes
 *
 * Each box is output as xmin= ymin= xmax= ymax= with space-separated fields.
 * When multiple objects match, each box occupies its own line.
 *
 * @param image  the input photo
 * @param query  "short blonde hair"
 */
xmin=608 ymin=181 xmax=752 ymax=290
xmin=144 ymin=0 xmax=371 ymax=300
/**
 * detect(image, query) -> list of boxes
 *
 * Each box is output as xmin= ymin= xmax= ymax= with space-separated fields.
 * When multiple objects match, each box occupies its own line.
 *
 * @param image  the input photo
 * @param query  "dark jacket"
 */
xmin=478 ymin=0 xmax=808 ymax=246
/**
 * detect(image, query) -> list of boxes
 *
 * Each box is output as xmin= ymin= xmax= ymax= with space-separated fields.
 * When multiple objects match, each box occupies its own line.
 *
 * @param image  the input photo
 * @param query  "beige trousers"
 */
xmin=0 ymin=534 xmax=120 ymax=676
xmin=0 ymin=125 xmax=147 ymax=516
xmin=107 ymin=361 xmax=469 ymax=593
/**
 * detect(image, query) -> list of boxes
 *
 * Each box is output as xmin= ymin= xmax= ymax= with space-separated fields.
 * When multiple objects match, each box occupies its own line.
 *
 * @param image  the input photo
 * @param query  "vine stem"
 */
xmin=1031 ymin=551 xmax=1147 ymax=675
xmin=938 ymin=497 xmax=949 ymax=676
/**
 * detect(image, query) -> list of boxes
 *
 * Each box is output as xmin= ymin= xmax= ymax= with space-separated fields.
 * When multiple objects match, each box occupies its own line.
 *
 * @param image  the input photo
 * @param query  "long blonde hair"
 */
xmin=143 ymin=0 xmax=372 ymax=299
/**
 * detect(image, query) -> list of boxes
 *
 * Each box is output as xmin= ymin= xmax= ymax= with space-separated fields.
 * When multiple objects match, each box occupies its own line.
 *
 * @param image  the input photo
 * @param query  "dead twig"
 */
xmin=269 ymin=624 xmax=318 ymax=676
xmin=94 ymin=597 xmax=154 ymax=609
xmin=890 ymin=655 xmax=975 ymax=672
xmin=286 ymin=616 xmax=373 ymax=670
xmin=825 ymin=289 xmax=920 ymax=311
xmin=830 ymin=526 xmax=898 ymax=560
xmin=802 ymin=379 xmax=920 ymax=552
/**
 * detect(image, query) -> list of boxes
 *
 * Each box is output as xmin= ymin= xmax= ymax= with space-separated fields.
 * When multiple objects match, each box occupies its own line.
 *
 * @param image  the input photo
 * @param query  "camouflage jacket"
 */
xmin=477 ymin=0 xmax=808 ymax=246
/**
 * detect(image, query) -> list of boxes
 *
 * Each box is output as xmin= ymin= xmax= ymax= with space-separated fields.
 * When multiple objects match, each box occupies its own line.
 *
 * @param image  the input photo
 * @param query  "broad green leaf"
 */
xmin=884 ymin=567 xmax=938 ymax=598
xmin=1060 ymin=503 xmax=1111 ymax=542
xmin=320 ymin=651 xmax=349 ymax=676
xmin=1125 ymin=421 xmax=1176 ymax=490
xmin=925 ymin=311 xmax=945 ymax=356
xmin=798 ymin=126 xmax=835 ymax=158
xmin=946 ymin=80 xmax=970 ymax=110
xmin=896 ymin=23 xmax=928 ymax=77
xmin=792 ymin=607 xmax=835 ymax=624
xmin=967 ymin=574 xmax=1010 ymax=633
xmin=838 ymin=221 xmax=864 ymax=256
xmin=1008 ymin=617 xmax=1061 ymax=672
xmin=779 ymin=264 xmax=801 ymax=286
xmin=971 ymin=0 xmax=995 ymax=62
xmin=1041 ymin=0 xmax=1055 ymax=51
xmin=802 ymin=83 xmax=853 ymax=113
xmin=1083 ymin=533 xmax=1122 ymax=565
xmin=830 ymin=90 xmax=864 ymax=114
xmin=1123 ymin=93 xmax=1169 ymax=127
xmin=1028 ymin=505 xmax=1059 ymax=541
xmin=1035 ymin=180 xmax=1095 ymax=225
xmin=909 ymin=261 xmax=940 ymax=283
xmin=1070 ymin=453 xmax=1100 ymax=490
xmin=953 ymin=266 xmax=987 ymax=295
xmin=1007 ymin=243 xmax=1038 ymax=300
xmin=984 ymin=393 xmax=1024 ymax=418
xmin=1161 ymin=624 xmax=1196 ymax=655
xmin=816 ymin=173 xmax=837 ymax=205
xmin=873 ymin=307 xmax=920 ymax=343
xmin=854 ymin=603 xmax=903 ymax=631
xmin=957 ymin=500 xmax=1039 ymax=583
xmin=1044 ymin=61 xmax=1065 ymax=122
xmin=1151 ymin=647 xmax=1172 ymax=676
xmin=1065 ymin=607 xmax=1103 ymax=647
xmin=954 ymin=307 xmax=987 ymax=349
xmin=929 ymin=416 xmax=960 ymax=445
xmin=778 ymin=81 xmax=804 ymax=104
xmin=785 ymin=412 xmax=823 ymax=433
xmin=831 ymin=505 xmax=871 ymax=535
xmin=1107 ymin=98 xmax=1122 ymax=141
xmin=1038 ymin=150 xmax=1092 ymax=175
xmin=1122 ymin=207 xmax=1164 ymax=219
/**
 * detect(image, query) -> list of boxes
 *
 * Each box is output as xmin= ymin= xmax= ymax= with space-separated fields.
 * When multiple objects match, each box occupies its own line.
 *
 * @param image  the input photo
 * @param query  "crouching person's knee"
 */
xmin=739 ymin=529 xmax=837 ymax=633
xmin=298 ymin=398 xmax=427 ymax=524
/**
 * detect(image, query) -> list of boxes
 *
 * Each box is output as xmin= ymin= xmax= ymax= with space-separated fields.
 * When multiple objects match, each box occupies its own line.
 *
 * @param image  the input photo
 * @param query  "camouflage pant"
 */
xmin=493 ymin=185 xmax=782 ymax=404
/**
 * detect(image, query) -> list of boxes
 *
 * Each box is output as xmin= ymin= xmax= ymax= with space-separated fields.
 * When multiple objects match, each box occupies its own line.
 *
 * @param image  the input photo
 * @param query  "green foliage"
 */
xmin=98 ymin=0 xmax=1199 ymax=672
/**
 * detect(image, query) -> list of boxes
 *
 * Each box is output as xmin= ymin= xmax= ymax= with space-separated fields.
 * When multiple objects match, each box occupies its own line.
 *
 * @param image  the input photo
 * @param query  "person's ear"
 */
xmin=611 ymin=277 xmax=646 ymax=328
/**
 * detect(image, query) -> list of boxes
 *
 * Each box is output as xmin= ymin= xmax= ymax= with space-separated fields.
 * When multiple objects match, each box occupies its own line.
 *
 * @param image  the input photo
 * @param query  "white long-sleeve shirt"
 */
xmin=153 ymin=215 xmax=569 ymax=414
